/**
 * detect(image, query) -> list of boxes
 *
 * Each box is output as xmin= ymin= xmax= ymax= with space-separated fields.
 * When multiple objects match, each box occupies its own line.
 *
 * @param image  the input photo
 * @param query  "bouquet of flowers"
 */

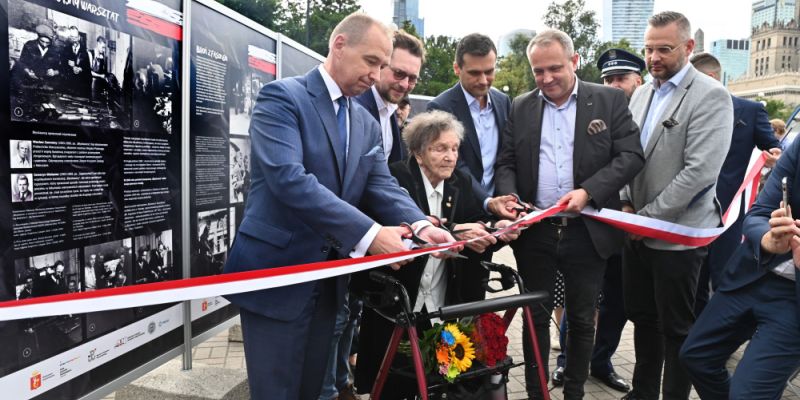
xmin=417 ymin=313 xmax=509 ymax=383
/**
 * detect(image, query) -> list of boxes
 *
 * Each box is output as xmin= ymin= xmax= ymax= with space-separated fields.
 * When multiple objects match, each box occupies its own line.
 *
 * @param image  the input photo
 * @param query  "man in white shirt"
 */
xmin=354 ymin=30 xmax=424 ymax=164
xmin=10 ymin=140 xmax=32 ymax=169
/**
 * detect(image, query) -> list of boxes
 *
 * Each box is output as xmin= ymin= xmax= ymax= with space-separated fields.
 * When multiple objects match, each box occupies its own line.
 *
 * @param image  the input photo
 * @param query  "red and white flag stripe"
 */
xmin=0 ymin=153 xmax=767 ymax=321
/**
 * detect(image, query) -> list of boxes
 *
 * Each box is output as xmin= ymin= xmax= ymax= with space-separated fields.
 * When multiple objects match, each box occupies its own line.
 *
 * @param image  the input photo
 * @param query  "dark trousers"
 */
xmin=622 ymin=240 xmax=706 ymax=400
xmin=240 ymin=278 xmax=338 ymax=400
xmin=512 ymin=219 xmax=606 ymax=400
xmin=591 ymin=253 xmax=627 ymax=376
xmin=694 ymin=206 xmax=745 ymax=315
xmin=681 ymin=273 xmax=800 ymax=400
xmin=555 ymin=254 xmax=627 ymax=376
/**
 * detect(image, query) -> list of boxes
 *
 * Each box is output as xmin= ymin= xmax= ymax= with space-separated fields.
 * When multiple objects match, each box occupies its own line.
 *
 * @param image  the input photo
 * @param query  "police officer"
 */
xmin=598 ymin=48 xmax=645 ymax=100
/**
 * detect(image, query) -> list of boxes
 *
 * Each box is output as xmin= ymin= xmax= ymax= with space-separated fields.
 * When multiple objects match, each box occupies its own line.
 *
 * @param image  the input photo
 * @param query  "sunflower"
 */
xmin=449 ymin=327 xmax=476 ymax=372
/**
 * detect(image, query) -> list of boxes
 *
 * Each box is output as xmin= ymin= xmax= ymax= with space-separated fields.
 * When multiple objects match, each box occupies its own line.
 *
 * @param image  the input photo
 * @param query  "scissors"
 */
xmin=400 ymin=222 xmax=467 ymax=259
xmin=426 ymin=215 xmax=471 ymax=239
xmin=509 ymin=193 xmax=534 ymax=214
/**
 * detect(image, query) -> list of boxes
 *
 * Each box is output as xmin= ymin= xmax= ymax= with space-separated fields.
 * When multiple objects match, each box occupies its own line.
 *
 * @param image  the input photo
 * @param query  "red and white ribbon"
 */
xmin=0 ymin=152 xmax=767 ymax=321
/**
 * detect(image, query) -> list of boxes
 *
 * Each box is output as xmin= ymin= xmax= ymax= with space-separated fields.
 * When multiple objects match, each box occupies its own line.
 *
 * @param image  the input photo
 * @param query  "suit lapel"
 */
xmin=343 ymin=106 xmax=365 ymax=192
xmin=643 ymin=69 xmax=695 ymax=158
xmin=307 ymin=70 xmax=346 ymax=182
xmin=489 ymin=90 xmax=505 ymax=155
xmin=451 ymin=84 xmax=482 ymax=164
xmin=573 ymin=81 xmax=593 ymax=176
xmin=528 ymin=92 xmax=545 ymax=189
xmin=408 ymin=159 xmax=431 ymax=215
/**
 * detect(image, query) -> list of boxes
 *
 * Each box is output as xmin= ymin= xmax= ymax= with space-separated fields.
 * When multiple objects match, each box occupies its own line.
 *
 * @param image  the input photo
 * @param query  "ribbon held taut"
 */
xmin=0 ymin=152 xmax=767 ymax=321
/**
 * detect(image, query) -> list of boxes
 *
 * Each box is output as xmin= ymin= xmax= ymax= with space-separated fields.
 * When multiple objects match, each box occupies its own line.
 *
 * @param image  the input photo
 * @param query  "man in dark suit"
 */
xmin=427 ymin=33 xmax=511 ymax=210
xmin=61 ymin=28 xmax=92 ymax=98
xmin=689 ymin=53 xmax=782 ymax=315
xmin=427 ymin=33 xmax=517 ymax=304
xmin=680 ymin=138 xmax=800 ymax=399
xmin=492 ymin=29 xmax=644 ymax=399
xmin=222 ymin=14 xmax=455 ymax=400
xmin=354 ymin=30 xmax=424 ymax=164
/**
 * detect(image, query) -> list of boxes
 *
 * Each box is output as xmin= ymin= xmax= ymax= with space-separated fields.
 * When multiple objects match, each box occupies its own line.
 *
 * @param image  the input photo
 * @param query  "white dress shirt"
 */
xmin=371 ymin=86 xmax=398 ymax=159
xmin=413 ymin=169 xmax=447 ymax=317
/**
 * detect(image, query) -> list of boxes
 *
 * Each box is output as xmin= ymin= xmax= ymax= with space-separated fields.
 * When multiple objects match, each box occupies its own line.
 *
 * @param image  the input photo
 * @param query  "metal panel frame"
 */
xmin=72 ymin=1 xmax=332 ymax=396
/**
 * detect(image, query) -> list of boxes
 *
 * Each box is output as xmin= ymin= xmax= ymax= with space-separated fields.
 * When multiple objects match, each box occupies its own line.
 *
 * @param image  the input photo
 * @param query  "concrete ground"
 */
xmin=105 ymin=247 xmax=800 ymax=399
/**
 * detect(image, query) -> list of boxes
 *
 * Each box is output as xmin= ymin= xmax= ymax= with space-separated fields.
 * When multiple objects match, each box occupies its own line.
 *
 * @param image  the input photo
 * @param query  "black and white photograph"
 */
xmin=132 ymin=38 xmax=175 ymax=134
xmin=9 ymin=140 xmax=32 ymax=169
xmin=83 ymin=238 xmax=132 ymax=292
xmin=229 ymin=137 xmax=251 ymax=204
xmin=14 ymin=249 xmax=82 ymax=365
xmin=11 ymin=173 xmax=33 ymax=203
xmin=227 ymin=45 xmax=275 ymax=135
xmin=8 ymin=0 xmax=132 ymax=129
xmin=133 ymin=229 xmax=173 ymax=284
xmin=194 ymin=209 xmax=228 ymax=277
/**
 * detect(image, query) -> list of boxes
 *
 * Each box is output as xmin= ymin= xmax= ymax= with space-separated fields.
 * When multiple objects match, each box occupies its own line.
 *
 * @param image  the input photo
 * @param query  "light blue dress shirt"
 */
xmin=461 ymin=87 xmax=498 ymax=195
xmin=535 ymin=82 xmax=579 ymax=209
xmin=639 ymin=63 xmax=691 ymax=149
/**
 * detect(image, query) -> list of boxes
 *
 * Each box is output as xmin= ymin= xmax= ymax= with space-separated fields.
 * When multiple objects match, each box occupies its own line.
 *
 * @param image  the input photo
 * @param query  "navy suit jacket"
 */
xmin=427 ymin=83 xmax=511 ymax=201
xmin=223 ymin=68 xmax=426 ymax=321
xmin=354 ymin=89 xmax=406 ymax=163
xmin=716 ymin=96 xmax=780 ymax=210
xmin=721 ymin=137 xmax=800 ymax=326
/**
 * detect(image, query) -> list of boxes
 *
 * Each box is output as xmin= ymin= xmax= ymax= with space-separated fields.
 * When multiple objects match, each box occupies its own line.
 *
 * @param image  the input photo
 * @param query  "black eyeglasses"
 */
xmin=389 ymin=66 xmax=420 ymax=84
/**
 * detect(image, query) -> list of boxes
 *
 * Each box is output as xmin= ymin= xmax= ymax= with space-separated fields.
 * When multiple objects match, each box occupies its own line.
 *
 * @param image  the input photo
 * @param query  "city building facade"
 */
xmin=710 ymin=38 xmax=751 ymax=85
xmin=602 ymin=0 xmax=654 ymax=51
xmin=392 ymin=0 xmax=424 ymax=38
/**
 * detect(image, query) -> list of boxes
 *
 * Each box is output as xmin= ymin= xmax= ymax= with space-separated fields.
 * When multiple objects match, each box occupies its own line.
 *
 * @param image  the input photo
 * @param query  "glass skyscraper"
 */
xmin=710 ymin=39 xmax=751 ymax=85
xmin=603 ymin=0 xmax=655 ymax=51
xmin=392 ymin=0 xmax=424 ymax=38
xmin=751 ymin=0 xmax=796 ymax=29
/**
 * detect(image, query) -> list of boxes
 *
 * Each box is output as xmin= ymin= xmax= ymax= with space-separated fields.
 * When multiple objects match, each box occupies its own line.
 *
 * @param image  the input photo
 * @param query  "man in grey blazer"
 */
xmin=621 ymin=11 xmax=733 ymax=400
xmin=493 ymin=29 xmax=644 ymax=399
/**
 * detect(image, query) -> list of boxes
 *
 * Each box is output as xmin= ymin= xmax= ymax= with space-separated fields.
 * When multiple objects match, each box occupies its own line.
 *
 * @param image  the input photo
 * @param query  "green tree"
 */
xmin=400 ymin=20 xmax=421 ymax=39
xmin=543 ymin=0 xmax=600 ymax=81
xmin=415 ymin=35 xmax=459 ymax=96
xmin=214 ymin=0 xmax=280 ymax=31
xmin=273 ymin=0 xmax=360 ymax=55
xmin=758 ymin=97 xmax=795 ymax=121
xmin=494 ymin=33 xmax=536 ymax=98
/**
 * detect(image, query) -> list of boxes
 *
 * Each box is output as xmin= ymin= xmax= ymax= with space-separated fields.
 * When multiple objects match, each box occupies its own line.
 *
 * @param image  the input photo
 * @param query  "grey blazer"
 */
xmin=623 ymin=64 xmax=733 ymax=251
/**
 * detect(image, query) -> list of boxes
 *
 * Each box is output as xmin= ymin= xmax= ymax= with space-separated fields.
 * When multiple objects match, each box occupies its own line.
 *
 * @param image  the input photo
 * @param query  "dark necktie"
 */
xmin=336 ymin=96 xmax=348 ymax=159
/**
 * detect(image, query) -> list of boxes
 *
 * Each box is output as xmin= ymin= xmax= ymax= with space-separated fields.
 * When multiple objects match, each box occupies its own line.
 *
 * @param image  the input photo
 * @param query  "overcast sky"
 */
xmin=359 ymin=0 xmax=753 ymax=50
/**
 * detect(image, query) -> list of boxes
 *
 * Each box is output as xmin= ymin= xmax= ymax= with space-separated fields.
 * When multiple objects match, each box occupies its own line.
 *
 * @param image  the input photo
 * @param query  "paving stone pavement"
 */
xmin=105 ymin=247 xmax=800 ymax=399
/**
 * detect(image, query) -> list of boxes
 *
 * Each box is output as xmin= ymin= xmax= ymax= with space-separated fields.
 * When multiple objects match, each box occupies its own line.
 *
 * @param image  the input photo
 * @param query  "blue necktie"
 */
xmin=336 ymin=96 xmax=348 ymax=158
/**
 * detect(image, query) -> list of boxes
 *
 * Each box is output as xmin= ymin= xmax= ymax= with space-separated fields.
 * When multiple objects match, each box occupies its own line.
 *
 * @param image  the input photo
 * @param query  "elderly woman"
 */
xmin=354 ymin=110 xmax=519 ymax=398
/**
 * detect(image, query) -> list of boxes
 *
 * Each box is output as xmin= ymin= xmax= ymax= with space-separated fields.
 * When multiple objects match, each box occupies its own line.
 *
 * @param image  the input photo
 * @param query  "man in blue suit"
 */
xmin=680 ymin=138 xmax=800 ymax=399
xmin=223 ymin=14 xmax=456 ymax=400
xmin=689 ymin=53 xmax=782 ymax=314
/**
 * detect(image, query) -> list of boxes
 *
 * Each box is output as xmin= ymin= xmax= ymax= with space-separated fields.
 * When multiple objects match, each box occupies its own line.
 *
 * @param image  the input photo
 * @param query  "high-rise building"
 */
xmin=392 ymin=0 xmax=424 ymax=38
xmin=710 ymin=39 xmax=751 ymax=86
xmin=694 ymin=29 xmax=705 ymax=54
xmin=498 ymin=29 xmax=536 ymax=57
xmin=751 ymin=0 xmax=797 ymax=29
xmin=602 ymin=0 xmax=655 ymax=51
